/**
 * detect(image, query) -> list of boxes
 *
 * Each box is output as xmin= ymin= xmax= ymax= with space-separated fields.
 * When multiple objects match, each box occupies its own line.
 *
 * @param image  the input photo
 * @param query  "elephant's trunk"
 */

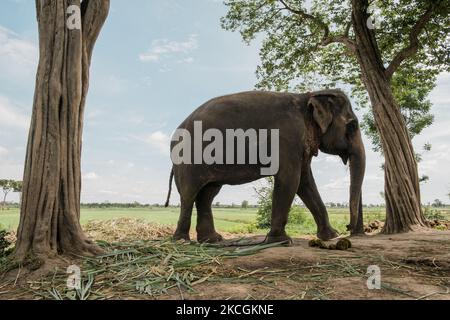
xmin=348 ymin=129 xmax=366 ymax=234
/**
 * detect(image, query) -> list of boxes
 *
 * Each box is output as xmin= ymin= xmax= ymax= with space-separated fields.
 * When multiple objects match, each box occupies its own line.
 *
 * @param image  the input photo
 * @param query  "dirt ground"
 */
xmin=166 ymin=230 xmax=450 ymax=300
xmin=1 ymin=229 xmax=449 ymax=300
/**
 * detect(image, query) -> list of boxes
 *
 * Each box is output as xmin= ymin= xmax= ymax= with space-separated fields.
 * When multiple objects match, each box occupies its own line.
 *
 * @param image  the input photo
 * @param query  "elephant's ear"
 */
xmin=308 ymin=96 xmax=333 ymax=134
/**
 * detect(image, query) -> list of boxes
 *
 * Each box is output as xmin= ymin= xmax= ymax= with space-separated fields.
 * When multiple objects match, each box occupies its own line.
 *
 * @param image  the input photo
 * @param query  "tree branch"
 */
xmin=321 ymin=35 xmax=357 ymax=53
xmin=385 ymin=3 xmax=436 ymax=79
xmin=278 ymin=0 xmax=356 ymax=53
xmin=81 ymin=0 xmax=110 ymax=64
xmin=278 ymin=0 xmax=329 ymax=37
xmin=344 ymin=20 xmax=352 ymax=37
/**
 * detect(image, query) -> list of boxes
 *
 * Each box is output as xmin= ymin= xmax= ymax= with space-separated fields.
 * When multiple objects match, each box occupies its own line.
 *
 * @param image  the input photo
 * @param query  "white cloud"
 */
xmin=99 ymin=189 xmax=119 ymax=196
xmin=0 ymin=25 xmax=38 ymax=81
xmin=139 ymin=34 xmax=198 ymax=64
xmin=419 ymin=144 xmax=450 ymax=174
xmin=430 ymin=72 xmax=450 ymax=105
xmin=142 ymin=76 xmax=152 ymax=87
xmin=0 ymin=160 xmax=23 ymax=182
xmin=177 ymin=57 xmax=195 ymax=64
xmin=128 ymin=115 xmax=145 ymax=125
xmin=135 ymin=131 xmax=171 ymax=156
xmin=0 ymin=146 xmax=8 ymax=156
xmin=0 ymin=95 xmax=30 ymax=129
xmin=94 ymin=74 xmax=127 ymax=96
xmin=86 ymin=109 xmax=103 ymax=120
xmin=148 ymin=131 xmax=170 ymax=155
xmin=323 ymin=176 xmax=350 ymax=191
xmin=83 ymin=172 xmax=99 ymax=180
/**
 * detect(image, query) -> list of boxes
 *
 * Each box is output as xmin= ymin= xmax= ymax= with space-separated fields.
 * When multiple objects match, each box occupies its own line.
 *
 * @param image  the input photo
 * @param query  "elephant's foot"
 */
xmin=173 ymin=231 xmax=190 ymax=242
xmin=317 ymin=227 xmax=339 ymax=241
xmin=197 ymin=232 xmax=223 ymax=244
xmin=265 ymin=232 xmax=292 ymax=245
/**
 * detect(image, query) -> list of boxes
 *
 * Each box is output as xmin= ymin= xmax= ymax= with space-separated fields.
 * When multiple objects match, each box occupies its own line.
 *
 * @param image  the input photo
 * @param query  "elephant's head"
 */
xmin=308 ymin=89 xmax=366 ymax=234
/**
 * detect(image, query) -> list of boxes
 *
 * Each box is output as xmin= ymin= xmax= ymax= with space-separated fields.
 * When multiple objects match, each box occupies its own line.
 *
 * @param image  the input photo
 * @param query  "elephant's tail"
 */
xmin=164 ymin=168 xmax=174 ymax=207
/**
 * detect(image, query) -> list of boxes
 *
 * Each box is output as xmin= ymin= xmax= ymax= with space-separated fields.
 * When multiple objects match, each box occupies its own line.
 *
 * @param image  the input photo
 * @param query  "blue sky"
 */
xmin=0 ymin=0 xmax=449 ymax=205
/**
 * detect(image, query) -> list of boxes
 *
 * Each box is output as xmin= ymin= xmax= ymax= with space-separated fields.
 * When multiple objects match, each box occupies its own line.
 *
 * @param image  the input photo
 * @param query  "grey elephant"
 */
xmin=165 ymin=89 xmax=366 ymax=243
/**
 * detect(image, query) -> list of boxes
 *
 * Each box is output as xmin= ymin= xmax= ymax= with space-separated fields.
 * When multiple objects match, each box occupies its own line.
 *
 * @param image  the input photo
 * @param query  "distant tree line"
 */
xmin=93 ymin=200 xmax=445 ymax=209
xmin=81 ymin=202 xmax=155 ymax=209
xmin=2 ymin=186 xmax=446 ymax=211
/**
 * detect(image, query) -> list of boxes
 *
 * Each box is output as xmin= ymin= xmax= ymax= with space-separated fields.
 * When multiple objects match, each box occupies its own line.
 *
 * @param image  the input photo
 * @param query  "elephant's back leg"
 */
xmin=173 ymin=166 xmax=208 ymax=241
xmin=195 ymin=183 xmax=223 ymax=243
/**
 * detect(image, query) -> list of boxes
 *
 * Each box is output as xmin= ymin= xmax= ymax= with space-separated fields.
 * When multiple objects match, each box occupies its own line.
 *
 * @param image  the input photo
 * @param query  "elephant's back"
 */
xmin=178 ymin=91 xmax=304 ymax=130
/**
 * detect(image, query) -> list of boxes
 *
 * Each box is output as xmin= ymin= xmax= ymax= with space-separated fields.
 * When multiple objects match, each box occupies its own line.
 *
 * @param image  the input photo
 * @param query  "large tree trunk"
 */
xmin=351 ymin=1 xmax=428 ymax=233
xmin=14 ymin=0 xmax=110 ymax=261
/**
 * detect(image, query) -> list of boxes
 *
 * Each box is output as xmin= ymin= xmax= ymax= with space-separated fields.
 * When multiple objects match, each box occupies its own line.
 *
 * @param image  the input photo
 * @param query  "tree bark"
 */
xmin=351 ymin=0 xmax=427 ymax=233
xmin=14 ymin=0 xmax=110 ymax=261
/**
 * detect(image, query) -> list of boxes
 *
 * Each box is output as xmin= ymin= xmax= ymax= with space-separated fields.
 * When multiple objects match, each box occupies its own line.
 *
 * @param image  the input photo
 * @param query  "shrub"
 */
xmin=254 ymin=177 xmax=308 ymax=229
xmin=288 ymin=206 xmax=308 ymax=225
xmin=229 ymin=223 xmax=258 ymax=234
xmin=0 ymin=228 xmax=12 ymax=257
xmin=423 ymin=206 xmax=445 ymax=220
xmin=255 ymin=177 xmax=274 ymax=229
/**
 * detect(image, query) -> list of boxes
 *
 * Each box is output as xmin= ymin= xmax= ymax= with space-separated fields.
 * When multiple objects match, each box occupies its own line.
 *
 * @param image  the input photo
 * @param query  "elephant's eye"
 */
xmin=346 ymin=120 xmax=358 ymax=137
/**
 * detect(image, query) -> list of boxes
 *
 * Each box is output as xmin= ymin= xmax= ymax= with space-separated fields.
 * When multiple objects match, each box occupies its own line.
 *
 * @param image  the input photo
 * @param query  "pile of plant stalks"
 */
xmin=83 ymin=218 xmax=243 ymax=243
xmin=428 ymin=220 xmax=450 ymax=231
xmin=83 ymin=218 xmax=176 ymax=243
xmin=21 ymin=239 xmax=287 ymax=300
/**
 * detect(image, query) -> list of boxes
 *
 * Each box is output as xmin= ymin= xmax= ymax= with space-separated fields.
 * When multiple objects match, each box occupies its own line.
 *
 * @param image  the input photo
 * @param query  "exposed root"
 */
xmin=62 ymin=238 xmax=105 ymax=257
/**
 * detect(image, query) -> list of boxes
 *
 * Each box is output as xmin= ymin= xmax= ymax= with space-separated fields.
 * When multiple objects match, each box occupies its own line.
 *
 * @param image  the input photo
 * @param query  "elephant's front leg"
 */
xmin=265 ymin=170 xmax=300 ymax=244
xmin=298 ymin=167 xmax=339 ymax=241
xmin=195 ymin=184 xmax=223 ymax=243
xmin=349 ymin=193 xmax=364 ymax=235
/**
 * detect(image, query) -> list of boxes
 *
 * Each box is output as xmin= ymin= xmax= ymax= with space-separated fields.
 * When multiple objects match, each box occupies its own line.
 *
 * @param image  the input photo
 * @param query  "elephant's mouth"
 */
xmin=340 ymin=153 xmax=349 ymax=165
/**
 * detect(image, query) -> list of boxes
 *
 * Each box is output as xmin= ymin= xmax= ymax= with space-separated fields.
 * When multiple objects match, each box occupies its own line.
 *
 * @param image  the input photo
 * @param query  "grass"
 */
xmin=0 ymin=206 xmax=391 ymax=236
xmin=1 ymin=206 xmax=448 ymax=236
xmin=0 ymin=207 xmax=258 ymax=232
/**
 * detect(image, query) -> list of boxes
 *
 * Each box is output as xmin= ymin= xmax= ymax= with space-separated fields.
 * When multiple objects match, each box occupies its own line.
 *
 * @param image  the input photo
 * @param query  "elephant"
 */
xmin=164 ymin=89 xmax=366 ymax=243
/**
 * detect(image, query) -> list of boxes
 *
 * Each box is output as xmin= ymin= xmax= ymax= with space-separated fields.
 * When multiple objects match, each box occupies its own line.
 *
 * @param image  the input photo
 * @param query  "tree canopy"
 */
xmin=221 ymin=0 xmax=449 ymax=150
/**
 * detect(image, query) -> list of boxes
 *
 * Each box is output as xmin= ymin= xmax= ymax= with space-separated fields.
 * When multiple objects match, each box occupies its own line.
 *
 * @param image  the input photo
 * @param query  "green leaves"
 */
xmin=0 ymin=229 xmax=11 ymax=257
xmin=221 ymin=0 xmax=449 ymax=149
xmin=254 ymin=177 xmax=308 ymax=228
xmin=254 ymin=177 xmax=274 ymax=228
